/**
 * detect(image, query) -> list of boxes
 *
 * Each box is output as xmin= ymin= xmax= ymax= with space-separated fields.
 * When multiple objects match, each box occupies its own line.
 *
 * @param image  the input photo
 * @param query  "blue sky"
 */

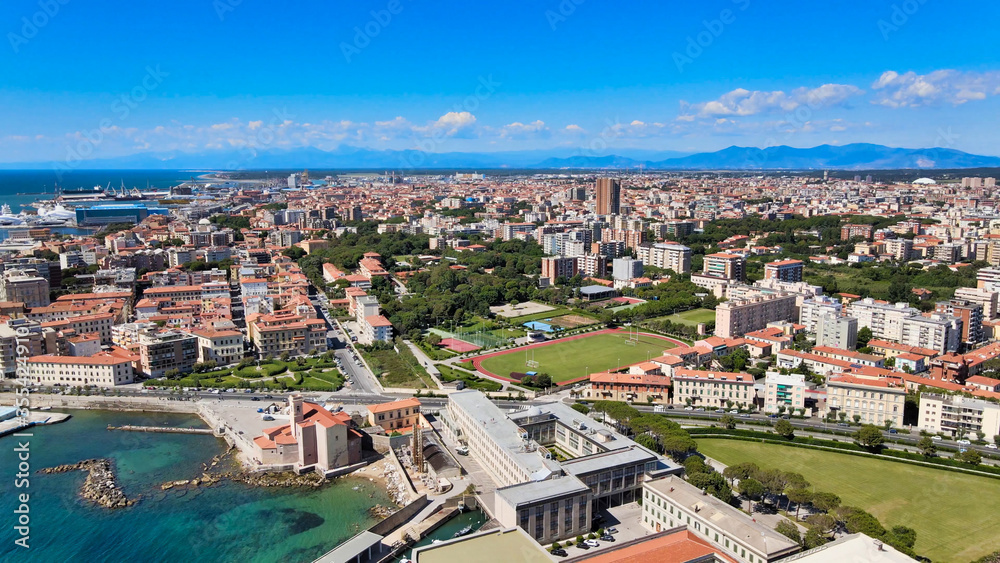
xmin=2 ymin=0 xmax=999 ymax=163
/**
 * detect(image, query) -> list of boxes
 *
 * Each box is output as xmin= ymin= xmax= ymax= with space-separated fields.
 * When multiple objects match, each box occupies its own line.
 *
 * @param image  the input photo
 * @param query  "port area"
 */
xmin=0 ymin=410 xmax=70 ymax=437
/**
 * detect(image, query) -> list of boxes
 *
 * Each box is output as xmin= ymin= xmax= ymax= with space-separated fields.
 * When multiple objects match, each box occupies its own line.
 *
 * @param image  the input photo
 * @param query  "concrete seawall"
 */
xmin=0 ymin=393 xmax=200 ymax=414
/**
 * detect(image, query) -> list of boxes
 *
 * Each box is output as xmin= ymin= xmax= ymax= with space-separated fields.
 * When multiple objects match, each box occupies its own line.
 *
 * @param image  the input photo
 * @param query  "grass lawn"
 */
xmin=364 ymin=348 xmax=432 ymax=389
xmin=478 ymin=332 xmax=676 ymax=383
xmin=659 ymin=308 xmax=717 ymax=326
xmin=696 ymin=438 xmax=1000 ymax=563
xmin=437 ymin=365 xmax=502 ymax=392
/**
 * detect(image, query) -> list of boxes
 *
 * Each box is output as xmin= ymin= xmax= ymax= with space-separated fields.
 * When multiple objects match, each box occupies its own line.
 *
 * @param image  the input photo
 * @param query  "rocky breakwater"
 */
xmin=233 ymin=471 xmax=326 ymax=488
xmin=38 ymin=459 xmax=137 ymax=509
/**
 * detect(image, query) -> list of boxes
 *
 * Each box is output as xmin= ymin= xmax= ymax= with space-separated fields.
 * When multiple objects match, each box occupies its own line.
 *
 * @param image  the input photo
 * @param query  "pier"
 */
xmin=0 ymin=412 xmax=70 ymax=437
xmin=108 ymin=424 xmax=216 ymax=435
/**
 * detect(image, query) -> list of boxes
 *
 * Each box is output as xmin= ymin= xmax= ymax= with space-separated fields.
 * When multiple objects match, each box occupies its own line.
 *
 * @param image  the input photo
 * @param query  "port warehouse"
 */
xmin=440 ymin=390 xmax=682 ymax=544
xmin=75 ymin=204 xmax=170 ymax=226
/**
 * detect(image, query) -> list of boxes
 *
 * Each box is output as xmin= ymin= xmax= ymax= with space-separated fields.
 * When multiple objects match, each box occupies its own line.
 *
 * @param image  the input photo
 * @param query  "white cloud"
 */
xmin=872 ymin=69 xmax=1000 ymax=107
xmin=679 ymin=84 xmax=864 ymax=120
xmin=416 ymin=111 xmax=478 ymax=138
xmin=500 ymin=120 xmax=550 ymax=139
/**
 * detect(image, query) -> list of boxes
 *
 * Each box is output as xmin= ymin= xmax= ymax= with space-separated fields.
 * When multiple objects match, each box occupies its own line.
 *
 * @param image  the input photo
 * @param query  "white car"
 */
xmin=584 ymin=539 xmax=600 ymax=548
xmin=931 ymin=436 xmax=942 ymax=441
xmin=957 ymin=439 xmax=972 ymax=445
xmin=987 ymin=444 xmax=998 ymax=449
xmin=684 ymin=406 xmax=694 ymax=411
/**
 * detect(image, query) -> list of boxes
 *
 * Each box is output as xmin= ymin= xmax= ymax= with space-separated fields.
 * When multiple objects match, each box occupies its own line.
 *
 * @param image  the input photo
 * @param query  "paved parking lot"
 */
xmin=550 ymin=502 xmax=653 ymax=558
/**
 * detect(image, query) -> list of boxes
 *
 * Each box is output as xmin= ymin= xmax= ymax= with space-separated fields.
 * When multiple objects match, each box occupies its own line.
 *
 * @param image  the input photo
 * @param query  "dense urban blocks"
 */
xmin=474 ymin=330 xmax=683 ymax=384
xmin=697 ymin=439 xmax=1000 ymax=563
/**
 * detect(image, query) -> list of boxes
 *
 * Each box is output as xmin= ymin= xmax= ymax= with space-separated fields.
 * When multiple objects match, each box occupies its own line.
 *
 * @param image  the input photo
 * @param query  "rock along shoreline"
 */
xmin=38 ymin=459 xmax=137 ymax=509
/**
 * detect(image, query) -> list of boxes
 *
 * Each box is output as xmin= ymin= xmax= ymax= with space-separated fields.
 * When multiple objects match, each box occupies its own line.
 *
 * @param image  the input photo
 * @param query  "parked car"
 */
xmin=931 ymin=435 xmax=942 ymax=441
xmin=599 ymin=535 xmax=615 ymax=542
xmin=729 ymin=409 xmax=738 ymax=414
xmin=987 ymin=444 xmax=998 ymax=449
xmin=576 ymin=543 xmax=590 ymax=550
xmin=605 ymin=527 xmax=618 ymax=534
xmin=584 ymin=539 xmax=600 ymax=548
xmin=888 ymin=428 xmax=898 ymax=434
xmin=551 ymin=548 xmax=568 ymax=557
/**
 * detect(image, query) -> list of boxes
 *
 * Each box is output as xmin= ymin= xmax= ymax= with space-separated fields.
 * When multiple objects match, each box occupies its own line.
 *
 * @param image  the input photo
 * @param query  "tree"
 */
xmin=738 ymin=478 xmax=765 ymax=513
xmin=520 ymin=375 xmax=535 ymax=387
xmin=957 ymin=449 xmax=982 ymax=466
xmin=774 ymin=520 xmax=801 ymax=545
xmin=854 ymin=424 xmax=884 ymax=451
xmin=723 ymin=462 xmax=759 ymax=485
xmin=426 ymin=333 xmax=443 ymax=346
xmin=811 ymin=491 xmax=841 ymax=513
xmin=774 ymin=419 xmax=795 ymax=439
xmin=660 ymin=433 xmax=698 ymax=461
xmin=856 ymin=326 xmax=873 ymax=349
xmin=635 ymin=433 xmax=659 ymax=453
xmin=841 ymin=507 xmax=885 ymax=538
xmin=804 ymin=513 xmax=836 ymax=534
xmin=785 ymin=488 xmax=813 ymax=520
xmin=720 ymin=414 xmax=737 ymax=429
xmin=917 ymin=436 xmax=937 ymax=457
xmin=803 ymin=528 xmax=829 ymax=549
xmin=570 ymin=403 xmax=590 ymax=415
xmin=683 ymin=456 xmax=710 ymax=475
xmin=535 ymin=373 xmax=553 ymax=388
xmin=884 ymin=525 xmax=917 ymax=551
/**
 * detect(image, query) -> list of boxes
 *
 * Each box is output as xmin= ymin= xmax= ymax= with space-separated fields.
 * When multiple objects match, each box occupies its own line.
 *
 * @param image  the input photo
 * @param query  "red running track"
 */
xmin=470 ymin=328 xmax=686 ymax=385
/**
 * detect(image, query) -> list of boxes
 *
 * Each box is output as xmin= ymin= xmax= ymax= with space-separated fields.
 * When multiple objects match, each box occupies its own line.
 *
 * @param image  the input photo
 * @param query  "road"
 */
xmin=310 ymin=293 xmax=383 ymax=396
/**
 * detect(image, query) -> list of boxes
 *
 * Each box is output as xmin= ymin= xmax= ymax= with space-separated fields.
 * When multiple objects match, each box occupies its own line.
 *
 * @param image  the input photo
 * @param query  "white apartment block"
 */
xmin=714 ymin=293 xmax=797 ymax=338
xmin=899 ymin=314 xmax=962 ymax=354
xmin=953 ymin=287 xmax=999 ymax=320
xmin=639 ymin=243 xmax=692 ymax=274
xmin=764 ymin=372 xmax=806 ymax=414
xmin=799 ymin=296 xmax=843 ymax=333
xmin=847 ymin=298 xmax=919 ymax=342
xmin=918 ymin=393 xmax=1000 ymax=439
xmin=816 ymin=314 xmax=858 ymax=350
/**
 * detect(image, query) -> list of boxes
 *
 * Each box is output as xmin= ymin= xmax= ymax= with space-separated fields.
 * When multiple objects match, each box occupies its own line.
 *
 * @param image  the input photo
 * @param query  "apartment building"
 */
xmin=798 ymin=296 xmax=843 ymax=333
xmin=642 ymin=476 xmax=800 ymax=563
xmin=27 ymin=353 xmax=134 ymax=388
xmin=703 ymin=253 xmax=745 ymax=282
xmin=934 ymin=299 xmax=984 ymax=347
xmin=40 ymin=312 xmax=115 ymax=345
xmin=763 ymin=372 xmax=806 ymax=414
xmin=247 ymin=313 xmax=328 ymax=357
xmin=883 ymin=238 xmax=913 ymax=261
xmin=953 ymin=287 xmax=999 ymax=320
xmin=586 ymin=371 xmax=671 ymax=404
xmin=0 ymin=271 xmax=49 ymax=308
xmin=540 ymin=256 xmax=579 ymax=284
xmin=763 ymin=259 xmax=803 ymax=282
xmin=816 ymin=314 xmax=858 ymax=350
xmin=841 ymin=223 xmax=873 ymax=241
xmin=138 ymin=330 xmax=199 ymax=378
xmin=714 ymin=293 xmax=797 ymax=338
xmin=918 ymin=393 xmax=1000 ymax=439
xmin=0 ymin=319 xmax=55 ymax=376
xmin=367 ymin=398 xmax=421 ymax=432
xmin=672 ymin=369 xmax=756 ymax=409
xmin=189 ymin=328 xmax=244 ymax=365
xmin=638 ymin=243 xmax=692 ymax=274
xmin=847 ymin=298 xmax=920 ymax=342
xmin=899 ymin=314 xmax=962 ymax=354
xmin=824 ymin=375 xmax=906 ymax=426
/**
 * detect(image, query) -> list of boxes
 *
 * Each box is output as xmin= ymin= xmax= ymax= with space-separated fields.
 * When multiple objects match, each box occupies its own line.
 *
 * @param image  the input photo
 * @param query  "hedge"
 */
xmin=695 ymin=433 xmax=1000 ymax=480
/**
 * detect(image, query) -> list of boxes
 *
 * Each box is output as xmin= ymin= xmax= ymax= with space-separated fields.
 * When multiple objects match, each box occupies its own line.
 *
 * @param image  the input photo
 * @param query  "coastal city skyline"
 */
xmin=3 ymin=1 xmax=1000 ymax=164
xmin=4 ymin=2 xmax=1000 ymax=563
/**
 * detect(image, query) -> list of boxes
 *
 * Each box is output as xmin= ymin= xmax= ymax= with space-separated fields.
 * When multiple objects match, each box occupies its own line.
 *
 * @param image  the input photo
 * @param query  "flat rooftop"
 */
xmin=781 ymin=533 xmax=916 ymax=563
xmin=646 ymin=476 xmax=799 ymax=558
xmin=449 ymin=391 xmax=560 ymax=481
xmin=413 ymin=527 xmax=551 ymax=563
xmin=495 ymin=474 xmax=590 ymax=508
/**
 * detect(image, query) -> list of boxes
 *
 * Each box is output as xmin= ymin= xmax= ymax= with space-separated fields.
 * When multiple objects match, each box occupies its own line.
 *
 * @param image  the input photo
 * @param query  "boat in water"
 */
xmin=452 ymin=525 xmax=473 ymax=538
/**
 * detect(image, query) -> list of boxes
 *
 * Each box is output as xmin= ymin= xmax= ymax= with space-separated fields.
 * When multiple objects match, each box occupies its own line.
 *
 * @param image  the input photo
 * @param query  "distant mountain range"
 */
xmin=4 ymin=143 xmax=998 ymax=171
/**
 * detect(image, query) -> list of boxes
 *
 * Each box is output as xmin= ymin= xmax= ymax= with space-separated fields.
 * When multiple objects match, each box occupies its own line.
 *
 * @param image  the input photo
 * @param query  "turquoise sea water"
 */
xmin=0 ymin=410 xmax=391 ymax=563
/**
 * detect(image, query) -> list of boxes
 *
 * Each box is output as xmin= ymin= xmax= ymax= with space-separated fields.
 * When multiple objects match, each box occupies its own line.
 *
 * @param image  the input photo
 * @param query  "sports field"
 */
xmin=475 ymin=330 xmax=682 ymax=384
xmin=661 ymin=308 xmax=716 ymax=326
xmin=696 ymin=438 xmax=1000 ymax=563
